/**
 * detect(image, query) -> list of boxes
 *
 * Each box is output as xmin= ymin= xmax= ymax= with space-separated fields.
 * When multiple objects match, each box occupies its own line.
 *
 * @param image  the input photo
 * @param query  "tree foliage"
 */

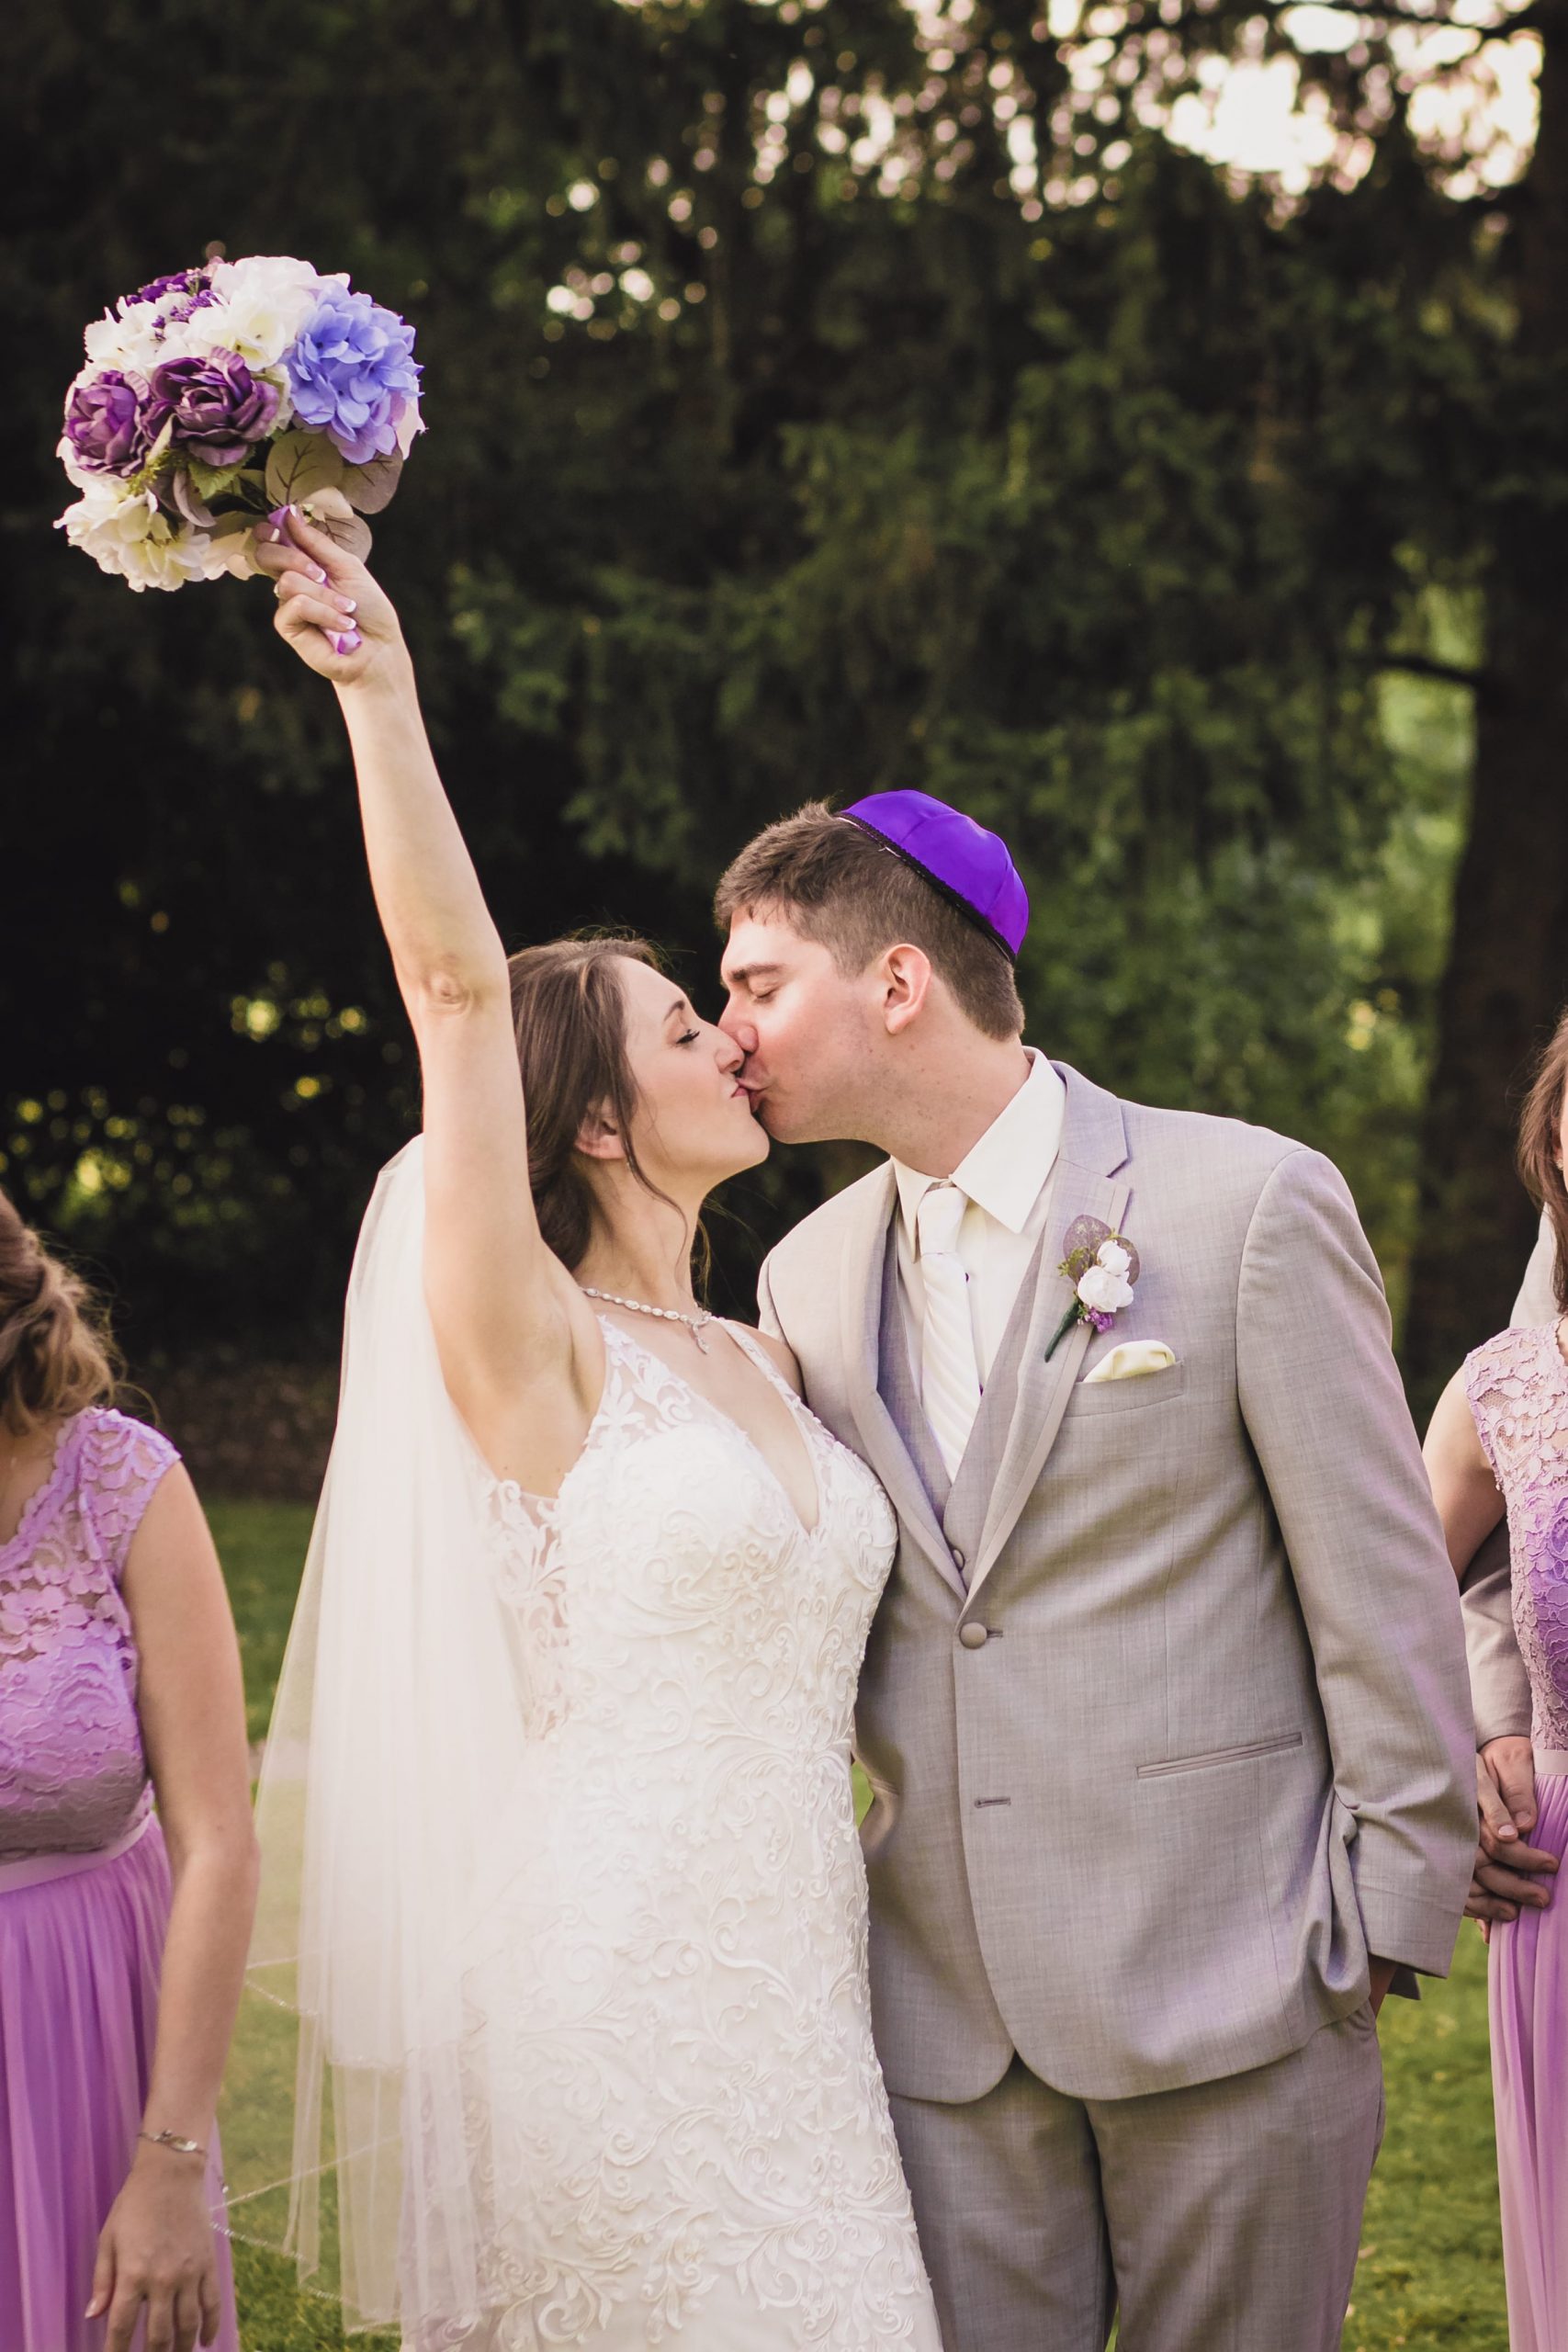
xmin=0 ymin=0 xmax=1535 ymax=1367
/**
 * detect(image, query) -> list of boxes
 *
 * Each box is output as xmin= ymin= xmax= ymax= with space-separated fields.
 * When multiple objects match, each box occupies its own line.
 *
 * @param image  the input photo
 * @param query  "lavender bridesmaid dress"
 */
xmin=0 ymin=1407 xmax=239 ymax=2352
xmin=1468 ymin=1324 xmax=1568 ymax=2352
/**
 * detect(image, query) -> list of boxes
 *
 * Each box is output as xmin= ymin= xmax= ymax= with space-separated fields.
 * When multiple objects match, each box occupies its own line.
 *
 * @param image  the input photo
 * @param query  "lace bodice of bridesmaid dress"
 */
xmin=1467 ymin=1321 xmax=1568 ymax=1752
xmin=433 ymin=1315 xmax=942 ymax=2350
xmin=0 ymin=1409 xmax=176 ymax=1861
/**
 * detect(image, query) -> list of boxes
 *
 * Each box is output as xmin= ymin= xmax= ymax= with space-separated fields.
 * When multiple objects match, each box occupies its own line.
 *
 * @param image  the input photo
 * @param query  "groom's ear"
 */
xmin=879 ymin=943 xmax=933 ymax=1036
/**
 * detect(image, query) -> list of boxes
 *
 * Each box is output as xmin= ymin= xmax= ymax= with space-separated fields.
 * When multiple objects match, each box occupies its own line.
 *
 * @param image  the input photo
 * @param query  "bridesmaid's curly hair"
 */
xmin=0 ymin=1191 xmax=121 ymax=1435
xmin=1517 ymin=1007 xmax=1568 ymax=1316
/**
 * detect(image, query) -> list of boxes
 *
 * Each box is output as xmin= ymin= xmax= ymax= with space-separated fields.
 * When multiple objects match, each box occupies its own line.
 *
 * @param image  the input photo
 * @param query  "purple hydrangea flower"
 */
xmin=63 ymin=369 xmax=157 ymax=476
xmin=146 ymin=347 xmax=279 ymax=469
xmin=285 ymin=287 xmax=422 ymax=465
xmin=128 ymin=267 xmax=210 ymax=310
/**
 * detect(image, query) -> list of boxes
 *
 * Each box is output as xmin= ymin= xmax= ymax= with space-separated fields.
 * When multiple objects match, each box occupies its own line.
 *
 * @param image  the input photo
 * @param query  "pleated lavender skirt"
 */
xmin=0 ymin=1815 xmax=239 ymax=2352
xmin=1491 ymin=1758 xmax=1568 ymax=2352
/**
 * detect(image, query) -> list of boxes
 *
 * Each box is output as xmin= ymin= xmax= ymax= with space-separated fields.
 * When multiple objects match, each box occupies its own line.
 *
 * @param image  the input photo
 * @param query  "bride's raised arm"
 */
xmin=253 ymin=508 xmax=596 ymax=1469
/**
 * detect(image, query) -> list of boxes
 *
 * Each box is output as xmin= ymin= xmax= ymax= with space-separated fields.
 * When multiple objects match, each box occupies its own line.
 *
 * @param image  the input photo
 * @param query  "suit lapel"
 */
xmin=838 ymin=1164 xmax=967 ymax=1602
xmin=963 ymin=1069 xmax=1131 ymax=1612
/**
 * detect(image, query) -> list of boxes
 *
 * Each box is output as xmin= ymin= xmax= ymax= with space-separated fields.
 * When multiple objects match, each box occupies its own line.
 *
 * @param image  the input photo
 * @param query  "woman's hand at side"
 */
xmin=88 ymin=1463 xmax=257 ymax=2352
xmin=1423 ymin=1371 xmax=1558 ymax=1933
xmin=90 ymin=2143 xmax=221 ymax=2352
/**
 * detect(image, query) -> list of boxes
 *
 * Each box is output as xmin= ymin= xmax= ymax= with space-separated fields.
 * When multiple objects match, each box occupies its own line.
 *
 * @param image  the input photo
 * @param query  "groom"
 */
xmin=715 ymin=792 xmax=1475 ymax=2352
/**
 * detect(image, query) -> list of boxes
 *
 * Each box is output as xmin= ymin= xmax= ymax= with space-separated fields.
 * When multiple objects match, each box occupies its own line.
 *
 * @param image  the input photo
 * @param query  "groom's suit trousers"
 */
xmin=888 ymin=2009 xmax=1384 ymax=2352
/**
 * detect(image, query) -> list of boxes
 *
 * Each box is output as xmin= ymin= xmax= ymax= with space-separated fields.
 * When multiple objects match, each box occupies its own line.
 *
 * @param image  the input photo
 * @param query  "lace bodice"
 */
xmin=1467 ymin=1322 xmax=1568 ymax=1753
xmin=425 ymin=1317 xmax=941 ymax=2349
xmin=0 ymin=1408 xmax=176 ymax=1862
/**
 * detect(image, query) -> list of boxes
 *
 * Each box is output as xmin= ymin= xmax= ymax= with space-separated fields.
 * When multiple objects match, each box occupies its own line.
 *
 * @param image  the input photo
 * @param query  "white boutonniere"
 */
xmin=1044 ymin=1216 xmax=1141 ymax=1362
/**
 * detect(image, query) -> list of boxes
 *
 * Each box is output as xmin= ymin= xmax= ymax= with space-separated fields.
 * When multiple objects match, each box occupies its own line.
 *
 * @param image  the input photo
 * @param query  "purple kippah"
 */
xmin=841 ymin=790 xmax=1029 ymax=960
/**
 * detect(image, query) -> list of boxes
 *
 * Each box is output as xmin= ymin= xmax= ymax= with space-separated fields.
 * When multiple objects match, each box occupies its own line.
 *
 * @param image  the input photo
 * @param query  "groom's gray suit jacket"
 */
xmin=759 ymin=1065 xmax=1475 ymax=2105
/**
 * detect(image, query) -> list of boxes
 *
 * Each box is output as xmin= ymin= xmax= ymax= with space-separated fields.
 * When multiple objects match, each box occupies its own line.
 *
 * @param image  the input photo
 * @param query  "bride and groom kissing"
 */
xmin=246 ymin=512 xmax=1478 ymax=2351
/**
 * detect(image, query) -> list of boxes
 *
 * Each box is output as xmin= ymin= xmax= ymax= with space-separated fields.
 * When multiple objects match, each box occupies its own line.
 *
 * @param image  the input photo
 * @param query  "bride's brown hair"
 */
xmin=508 ymin=933 xmax=705 ymax=1282
xmin=1517 ymin=1006 xmax=1568 ymax=1316
xmin=0 ymin=1192 xmax=122 ymax=1436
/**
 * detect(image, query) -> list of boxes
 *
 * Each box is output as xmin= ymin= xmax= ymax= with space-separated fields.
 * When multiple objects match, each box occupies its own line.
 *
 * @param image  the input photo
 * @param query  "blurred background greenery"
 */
xmin=5 ymin=0 xmax=1561 ymax=1457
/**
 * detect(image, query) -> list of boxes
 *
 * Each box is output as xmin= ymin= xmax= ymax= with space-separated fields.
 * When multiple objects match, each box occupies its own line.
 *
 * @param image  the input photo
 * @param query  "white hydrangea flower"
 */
xmin=83 ymin=303 xmax=164 ymax=376
xmin=1096 ymin=1239 xmax=1133 ymax=1279
xmin=186 ymin=254 xmax=336 ymax=368
xmin=1077 ymin=1261 xmax=1135 ymax=1316
xmin=53 ymin=480 xmax=229 ymax=593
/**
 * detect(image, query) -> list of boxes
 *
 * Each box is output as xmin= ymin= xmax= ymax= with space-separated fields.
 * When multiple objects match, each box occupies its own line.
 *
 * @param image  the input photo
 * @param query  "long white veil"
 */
xmin=221 ymin=1136 xmax=540 ymax=2335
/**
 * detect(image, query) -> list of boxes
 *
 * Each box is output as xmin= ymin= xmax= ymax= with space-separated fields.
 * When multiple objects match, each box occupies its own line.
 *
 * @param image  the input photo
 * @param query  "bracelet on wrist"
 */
xmin=138 ymin=2128 xmax=207 ymax=2160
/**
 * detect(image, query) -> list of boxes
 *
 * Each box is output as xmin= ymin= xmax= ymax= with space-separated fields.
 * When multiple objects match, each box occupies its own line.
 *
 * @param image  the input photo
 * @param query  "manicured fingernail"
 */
xmin=309 ymin=565 xmax=328 ymax=584
xmin=330 ymin=629 xmax=363 ymax=655
xmin=342 ymin=598 xmax=357 ymax=613
xmin=265 ymin=504 xmax=291 ymax=535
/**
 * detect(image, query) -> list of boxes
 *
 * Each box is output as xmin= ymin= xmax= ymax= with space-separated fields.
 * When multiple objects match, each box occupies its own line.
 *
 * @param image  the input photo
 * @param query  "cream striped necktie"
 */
xmin=916 ymin=1182 xmax=982 ymax=1479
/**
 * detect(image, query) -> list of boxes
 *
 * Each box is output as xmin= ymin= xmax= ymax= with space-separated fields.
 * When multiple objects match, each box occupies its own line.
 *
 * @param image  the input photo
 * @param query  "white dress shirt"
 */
xmin=892 ymin=1048 xmax=1066 ymax=1396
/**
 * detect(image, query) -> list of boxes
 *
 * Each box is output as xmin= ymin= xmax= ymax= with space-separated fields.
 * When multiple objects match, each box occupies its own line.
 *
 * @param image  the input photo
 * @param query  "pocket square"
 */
xmin=1082 ymin=1340 xmax=1178 ymax=1385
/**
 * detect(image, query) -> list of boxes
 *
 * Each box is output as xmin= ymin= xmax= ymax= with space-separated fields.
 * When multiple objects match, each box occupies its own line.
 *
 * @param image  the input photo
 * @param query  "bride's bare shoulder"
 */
xmin=737 ymin=1326 xmax=804 ymax=1397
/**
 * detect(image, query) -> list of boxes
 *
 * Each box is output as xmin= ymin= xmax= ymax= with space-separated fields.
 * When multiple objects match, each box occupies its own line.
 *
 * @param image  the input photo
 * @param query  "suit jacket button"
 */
xmin=959 ymin=1622 xmax=989 ymax=1649
xmin=951 ymin=1546 xmax=966 ymax=1570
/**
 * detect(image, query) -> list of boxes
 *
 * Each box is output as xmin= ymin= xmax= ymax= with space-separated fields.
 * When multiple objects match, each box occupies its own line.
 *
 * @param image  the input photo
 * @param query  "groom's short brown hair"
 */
xmin=714 ymin=802 xmax=1025 ymax=1041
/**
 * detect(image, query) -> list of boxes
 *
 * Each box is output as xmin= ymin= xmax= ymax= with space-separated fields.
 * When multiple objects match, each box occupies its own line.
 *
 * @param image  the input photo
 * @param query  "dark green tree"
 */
xmin=0 ymin=0 xmax=1529 ymax=1378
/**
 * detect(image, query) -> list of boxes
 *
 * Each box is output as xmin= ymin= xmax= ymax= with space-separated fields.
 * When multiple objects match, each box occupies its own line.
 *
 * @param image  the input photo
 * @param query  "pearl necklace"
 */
xmin=580 ymin=1287 xmax=718 ymax=1353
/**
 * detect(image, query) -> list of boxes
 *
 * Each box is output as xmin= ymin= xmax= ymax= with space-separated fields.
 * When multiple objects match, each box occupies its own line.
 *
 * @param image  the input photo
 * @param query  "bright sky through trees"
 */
xmin=1153 ymin=1 xmax=1540 ymax=198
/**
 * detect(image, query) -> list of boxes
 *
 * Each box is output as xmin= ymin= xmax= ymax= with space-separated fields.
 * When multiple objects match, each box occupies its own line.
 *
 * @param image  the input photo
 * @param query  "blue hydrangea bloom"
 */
xmin=286 ymin=288 xmax=422 ymax=466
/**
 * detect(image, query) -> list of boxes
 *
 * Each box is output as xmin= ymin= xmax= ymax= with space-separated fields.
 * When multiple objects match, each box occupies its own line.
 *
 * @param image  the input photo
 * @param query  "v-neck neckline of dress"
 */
xmin=0 ymin=1412 xmax=80 ymax=1564
xmin=602 ymin=1317 xmax=824 ymax=1543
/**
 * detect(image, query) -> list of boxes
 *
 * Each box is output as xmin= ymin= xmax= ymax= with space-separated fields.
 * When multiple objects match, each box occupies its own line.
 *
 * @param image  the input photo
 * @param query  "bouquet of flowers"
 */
xmin=54 ymin=255 xmax=423 ymax=592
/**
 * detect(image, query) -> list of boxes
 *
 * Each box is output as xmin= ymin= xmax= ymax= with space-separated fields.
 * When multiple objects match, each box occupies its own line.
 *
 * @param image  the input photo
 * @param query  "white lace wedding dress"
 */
xmin=435 ymin=1314 xmax=942 ymax=2350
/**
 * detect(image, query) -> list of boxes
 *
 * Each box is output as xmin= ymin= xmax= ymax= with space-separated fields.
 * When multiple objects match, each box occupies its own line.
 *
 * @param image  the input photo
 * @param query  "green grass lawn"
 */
xmin=212 ymin=1499 xmax=1511 ymax=2352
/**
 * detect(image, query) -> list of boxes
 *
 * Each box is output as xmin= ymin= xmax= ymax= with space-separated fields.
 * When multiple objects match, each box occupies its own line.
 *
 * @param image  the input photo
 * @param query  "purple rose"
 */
xmin=63 ymin=369 xmax=157 ymax=476
xmin=146 ymin=347 xmax=279 ymax=469
xmin=285 ymin=288 xmax=422 ymax=465
xmin=128 ymin=266 xmax=210 ymax=310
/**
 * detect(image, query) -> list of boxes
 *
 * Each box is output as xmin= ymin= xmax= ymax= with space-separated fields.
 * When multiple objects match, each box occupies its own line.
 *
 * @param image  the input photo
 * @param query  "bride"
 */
xmin=240 ymin=508 xmax=942 ymax=2350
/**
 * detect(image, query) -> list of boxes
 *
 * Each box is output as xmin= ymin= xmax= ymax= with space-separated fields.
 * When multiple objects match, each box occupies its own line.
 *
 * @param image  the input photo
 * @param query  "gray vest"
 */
xmin=875 ymin=1216 xmax=1050 ymax=1586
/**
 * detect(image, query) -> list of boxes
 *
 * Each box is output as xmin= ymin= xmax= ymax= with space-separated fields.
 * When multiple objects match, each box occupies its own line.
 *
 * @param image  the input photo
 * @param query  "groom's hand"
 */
xmin=1368 ymin=1957 xmax=1398 ymax=2017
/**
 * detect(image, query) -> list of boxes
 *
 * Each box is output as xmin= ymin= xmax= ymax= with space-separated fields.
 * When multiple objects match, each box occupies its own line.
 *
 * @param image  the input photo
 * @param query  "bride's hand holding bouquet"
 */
xmin=251 ymin=506 xmax=402 ymax=690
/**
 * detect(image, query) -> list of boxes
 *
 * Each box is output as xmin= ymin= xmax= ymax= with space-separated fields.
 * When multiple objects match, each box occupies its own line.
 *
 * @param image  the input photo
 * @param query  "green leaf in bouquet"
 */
xmin=340 ymin=450 xmax=403 ymax=514
xmin=264 ymin=430 xmax=344 ymax=510
xmin=186 ymin=455 xmax=253 ymax=504
xmin=297 ymin=485 xmax=373 ymax=560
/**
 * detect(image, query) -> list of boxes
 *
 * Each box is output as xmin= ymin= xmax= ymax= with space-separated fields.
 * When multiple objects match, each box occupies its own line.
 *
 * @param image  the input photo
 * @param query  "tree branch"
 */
xmin=1377 ymin=652 xmax=1485 ymax=690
